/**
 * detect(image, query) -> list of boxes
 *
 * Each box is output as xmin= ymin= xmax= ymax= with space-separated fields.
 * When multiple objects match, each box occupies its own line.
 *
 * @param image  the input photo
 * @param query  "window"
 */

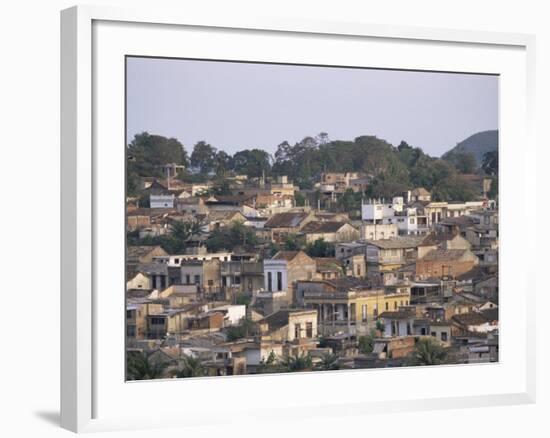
xmin=277 ymin=272 xmax=283 ymax=291
xmin=267 ymin=272 xmax=272 ymax=292
xmin=235 ymin=276 xmax=241 ymax=285
xmin=441 ymin=332 xmax=448 ymax=342
xmin=126 ymin=310 xmax=133 ymax=319
xmin=385 ymin=302 xmax=389 ymax=311
xmin=357 ymin=265 xmax=361 ymax=276
xmin=185 ymin=274 xmax=190 ymax=284
xmin=194 ymin=275 xmax=200 ymax=284
xmin=431 ymin=332 xmax=436 ymax=337
xmin=362 ymin=305 xmax=367 ymax=322
xmin=306 ymin=322 xmax=313 ymax=338
xmin=294 ymin=323 xmax=301 ymax=339
xmin=151 ymin=317 xmax=165 ymax=325
xmin=207 ymin=279 xmax=214 ymax=287
xmin=394 ymin=301 xmax=397 ymax=310
xmin=409 ymin=218 xmax=415 ymax=224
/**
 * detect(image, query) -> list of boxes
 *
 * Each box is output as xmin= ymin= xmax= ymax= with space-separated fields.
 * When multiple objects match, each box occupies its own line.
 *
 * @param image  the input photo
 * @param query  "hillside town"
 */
xmin=126 ymin=146 xmax=499 ymax=379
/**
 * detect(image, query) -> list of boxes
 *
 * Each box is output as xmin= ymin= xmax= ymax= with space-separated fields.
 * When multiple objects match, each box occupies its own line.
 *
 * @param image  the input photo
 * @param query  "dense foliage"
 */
xmin=127 ymin=130 xmax=498 ymax=202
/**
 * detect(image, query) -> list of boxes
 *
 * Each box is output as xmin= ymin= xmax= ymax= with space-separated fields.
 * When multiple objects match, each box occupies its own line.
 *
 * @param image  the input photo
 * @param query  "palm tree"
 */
xmin=126 ymin=351 xmax=169 ymax=380
xmin=281 ymin=352 xmax=313 ymax=372
xmin=315 ymin=352 xmax=340 ymax=371
xmin=173 ymin=355 xmax=205 ymax=378
xmin=408 ymin=338 xmax=449 ymax=366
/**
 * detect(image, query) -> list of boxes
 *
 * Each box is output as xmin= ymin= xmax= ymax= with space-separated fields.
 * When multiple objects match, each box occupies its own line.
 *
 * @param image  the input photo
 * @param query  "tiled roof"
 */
xmin=264 ymin=212 xmax=309 ymax=228
xmin=421 ymin=249 xmax=469 ymax=262
xmin=366 ymin=236 xmax=425 ymax=249
xmin=300 ymin=221 xmax=351 ymax=234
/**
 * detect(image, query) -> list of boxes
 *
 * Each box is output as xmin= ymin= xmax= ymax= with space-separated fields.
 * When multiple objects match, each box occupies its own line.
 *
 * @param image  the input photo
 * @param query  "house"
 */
xmin=320 ymin=172 xmax=360 ymax=193
xmin=360 ymin=223 xmax=398 ymax=240
xmin=127 ymin=245 xmax=169 ymax=278
xmin=361 ymin=197 xmax=405 ymax=223
xmin=262 ymin=250 xmax=317 ymax=303
xmin=126 ymin=299 xmax=165 ymax=340
xmin=379 ymin=309 xmax=416 ymax=337
xmin=417 ymin=231 xmax=472 ymax=259
xmin=180 ymin=259 xmax=222 ymax=298
xmin=127 ymin=245 xmax=168 ymax=265
xmin=314 ymin=257 xmax=344 ymax=281
xmin=176 ymin=196 xmax=209 ymax=215
xmin=428 ymin=321 xmax=452 ymax=346
xmin=263 ymin=211 xmax=315 ymax=243
xmin=416 ymin=248 xmax=479 ymax=279
xmin=299 ymin=277 xmax=411 ymax=336
xmin=408 ymin=187 xmax=431 ymax=202
xmin=209 ymin=304 xmax=246 ymax=326
xmin=126 ymin=272 xmax=151 ymax=291
xmin=299 ymin=221 xmax=359 ymax=243
xmin=258 ymin=309 xmax=318 ymax=342
xmin=365 ymin=236 xmax=425 ymax=279
xmin=206 ymin=210 xmax=247 ymax=231
xmin=451 ymin=310 xmax=498 ymax=335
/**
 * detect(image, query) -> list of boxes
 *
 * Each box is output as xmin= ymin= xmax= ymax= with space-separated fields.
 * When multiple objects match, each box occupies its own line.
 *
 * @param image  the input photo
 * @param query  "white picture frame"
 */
xmin=61 ymin=4 xmax=536 ymax=433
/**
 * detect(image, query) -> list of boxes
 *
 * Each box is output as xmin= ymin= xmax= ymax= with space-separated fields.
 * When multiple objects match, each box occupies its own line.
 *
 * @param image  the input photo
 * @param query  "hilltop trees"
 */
xmin=127 ymin=132 xmax=188 ymax=195
xmin=127 ymin=130 xmax=495 ymax=203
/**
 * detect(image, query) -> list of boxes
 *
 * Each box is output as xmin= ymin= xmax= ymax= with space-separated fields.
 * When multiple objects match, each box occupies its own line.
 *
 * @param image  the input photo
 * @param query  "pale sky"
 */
xmin=126 ymin=56 xmax=498 ymax=157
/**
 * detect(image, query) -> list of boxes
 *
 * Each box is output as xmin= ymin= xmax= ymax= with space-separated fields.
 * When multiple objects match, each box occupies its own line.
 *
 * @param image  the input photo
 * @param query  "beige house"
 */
xmin=300 ymin=221 xmax=359 ymax=243
xmin=258 ymin=309 xmax=318 ymax=342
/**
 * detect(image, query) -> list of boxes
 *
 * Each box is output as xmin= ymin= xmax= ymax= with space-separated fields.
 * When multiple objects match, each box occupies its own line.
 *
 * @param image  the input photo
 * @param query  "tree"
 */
xmin=315 ymin=352 xmax=340 ymax=371
xmin=407 ymin=338 xmax=449 ymax=366
xmin=232 ymin=149 xmax=272 ymax=177
xmin=190 ymin=141 xmax=217 ymax=173
xmin=213 ymin=150 xmax=231 ymax=177
xmin=205 ymin=222 xmax=257 ymax=252
xmin=482 ymin=150 xmax=498 ymax=176
xmin=294 ymin=191 xmax=306 ymax=207
xmin=173 ymin=355 xmax=205 ymax=378
xmin=432 ymin=175 xmax=478 ymax=202
xmin=283 ymin=233 xmax=301 ymax=251
xmin=126 ymin=351 xmax=169 ymax=380
xmin=306 ymin=238 xmax=335 ymax=258
xmin=445 ymin=151 xmax=478 ymax=174
xmin=256 ymin=351 xmax=282 ymax=374
xmin=358 ymin=329 xmax=378 ymax=354
xmin=127 ymin=132 xmax=188 ymax=195
xmin=225 ymin=318 xmax=257 ymax=341
xmin=280 ymin=352 xmax=313 ymax=372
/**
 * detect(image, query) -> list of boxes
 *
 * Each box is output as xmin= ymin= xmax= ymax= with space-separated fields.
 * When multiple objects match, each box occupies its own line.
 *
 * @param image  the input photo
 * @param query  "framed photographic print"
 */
xmin=61 ymin=5 xmax=536 ymax=433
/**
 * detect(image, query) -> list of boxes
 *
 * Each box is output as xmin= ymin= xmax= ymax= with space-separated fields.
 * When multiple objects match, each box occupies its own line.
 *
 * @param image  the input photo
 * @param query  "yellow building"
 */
xmin=300 ymin=278 xmax=410 ymax=336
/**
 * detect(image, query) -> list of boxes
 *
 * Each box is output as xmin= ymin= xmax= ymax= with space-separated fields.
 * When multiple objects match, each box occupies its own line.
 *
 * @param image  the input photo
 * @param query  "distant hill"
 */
xmin=442 ymin=130 xmax=498 ymax=165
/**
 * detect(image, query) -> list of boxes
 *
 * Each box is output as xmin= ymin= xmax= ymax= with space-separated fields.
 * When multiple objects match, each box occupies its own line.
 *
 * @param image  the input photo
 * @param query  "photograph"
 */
xmin=125 ymin=56 xmax=499 ymax=380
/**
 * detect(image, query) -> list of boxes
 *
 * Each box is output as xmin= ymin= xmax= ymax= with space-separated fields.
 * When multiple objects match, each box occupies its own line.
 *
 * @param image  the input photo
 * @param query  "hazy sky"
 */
xmin=126 ymin=57 xmax=498 ymax=157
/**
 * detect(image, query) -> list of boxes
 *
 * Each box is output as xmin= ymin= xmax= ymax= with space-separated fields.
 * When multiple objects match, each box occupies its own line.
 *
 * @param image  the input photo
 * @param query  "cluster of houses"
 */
xmin=126 ymin=169 xmax=498 ymax=377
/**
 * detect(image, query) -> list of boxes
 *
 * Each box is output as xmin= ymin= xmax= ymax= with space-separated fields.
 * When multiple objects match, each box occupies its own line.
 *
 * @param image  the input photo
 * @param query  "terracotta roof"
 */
xmin=451 ymin=312 xmax=489 ymax=326
xmin=271 ymin=250 xmax=300 ymax=261
xmin=127 ymin=245 xmax=164 ymax=259
xmin=264 ymin=212 xmax=310 ymax=228
xmin=419 ymin=232 xmax=459 ymax=247
xmin=411 ymin=187 xmax=430 ymax=196
xmin=366 ymin=236 xmax=425 ymax=249
xmin=421 ymin=249 xmax=470 ymax=262
xmin=324 ymin=276 xmax=370 ymax=291
xmin=300 ymin=221 xmax=352 ymax=234
xmin=314 ymin=257 xmax=344 ymax=272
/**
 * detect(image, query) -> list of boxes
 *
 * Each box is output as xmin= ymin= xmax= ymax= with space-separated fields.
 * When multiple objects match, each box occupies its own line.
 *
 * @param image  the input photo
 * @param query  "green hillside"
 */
xmin=442 ymin=130 xmax=498 ymax=165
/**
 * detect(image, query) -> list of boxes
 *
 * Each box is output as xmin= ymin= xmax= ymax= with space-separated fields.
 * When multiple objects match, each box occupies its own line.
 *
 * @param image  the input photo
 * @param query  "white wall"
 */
xmin=1 ymin=1 xmax=548 ymax=437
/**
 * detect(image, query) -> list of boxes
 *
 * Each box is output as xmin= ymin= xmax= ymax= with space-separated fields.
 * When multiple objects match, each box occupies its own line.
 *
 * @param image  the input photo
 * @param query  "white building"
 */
xmin=263 ymin=258 xmax=288 ymax=293
xmin=209 ymin=304 xmax=246 ymax=326
xmin=150 ymin=193 xmax=175 ymax=209
xmin=361 ymin=197 xmax=404 ymax=223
